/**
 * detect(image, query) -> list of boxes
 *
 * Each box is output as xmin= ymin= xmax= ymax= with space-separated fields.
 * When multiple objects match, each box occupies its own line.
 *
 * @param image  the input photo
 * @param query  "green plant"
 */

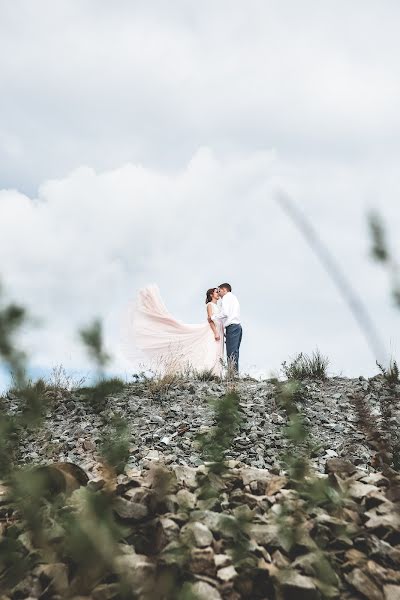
xmin=190 ymin=367 xmax=220 ymax=381
xmin=368 ymin=211 xmax=400 ymax=307
xmin=0 ymin=287 xmax=47 ymax=476
xmin=79 ymin=318 xmax=111 ymax=373
xmin=78 ymin=318 xmax=125 ymax=410
xmin=44 ymin=363 xmax=87 ymax=392
xmin=78 ymin=377 xmax=125 ymax=412
xmin=281 ymin=350 xmax=329 ymax=381
xmin=197 ymin=391 xmax=241 ymax=478
xmin=376 ymin=358 xmax=400 ymax=384
xmin=99 ymin=415 xmax=131 ymax=474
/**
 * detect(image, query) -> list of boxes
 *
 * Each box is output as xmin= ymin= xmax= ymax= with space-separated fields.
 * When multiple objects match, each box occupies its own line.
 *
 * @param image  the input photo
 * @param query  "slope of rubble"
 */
xmin=6 ymin=375 xmax=399 ymax=476
xmin=1 ymin=375 xmax=400 ymax=599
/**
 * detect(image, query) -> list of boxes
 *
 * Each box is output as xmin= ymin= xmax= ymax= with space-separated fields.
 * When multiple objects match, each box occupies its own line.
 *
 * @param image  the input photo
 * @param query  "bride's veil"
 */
xmin=119 ymin=284 xmax=217 ymax=375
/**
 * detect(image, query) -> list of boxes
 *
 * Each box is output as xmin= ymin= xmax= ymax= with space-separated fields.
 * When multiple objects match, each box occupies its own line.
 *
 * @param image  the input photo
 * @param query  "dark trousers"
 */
xmin=225 ymin=323 xmax=242 ymax=372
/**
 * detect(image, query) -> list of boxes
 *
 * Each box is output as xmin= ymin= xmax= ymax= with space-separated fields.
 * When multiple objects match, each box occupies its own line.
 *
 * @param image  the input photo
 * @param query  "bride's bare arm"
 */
xmin=207 ymin=304 xmax=220 ymax=341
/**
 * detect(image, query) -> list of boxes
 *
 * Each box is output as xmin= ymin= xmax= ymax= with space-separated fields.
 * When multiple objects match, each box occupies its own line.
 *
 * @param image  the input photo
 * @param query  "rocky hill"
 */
xmin=6 ymin=375 xmax=400 ymax=476
xmin=1 ymin=374 xmax=400 ymax=600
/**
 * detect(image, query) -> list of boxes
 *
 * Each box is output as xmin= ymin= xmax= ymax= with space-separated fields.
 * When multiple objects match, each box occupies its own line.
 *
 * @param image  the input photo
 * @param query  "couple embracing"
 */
xmin=122 ymin=282 xmax=243 ymax=377
xmin=206 ymin=283 xmax=242 ymax=374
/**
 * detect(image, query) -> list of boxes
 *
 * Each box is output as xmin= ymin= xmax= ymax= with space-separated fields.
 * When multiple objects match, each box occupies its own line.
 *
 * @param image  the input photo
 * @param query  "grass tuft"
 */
xmin=281 ymin=350 xmax=329 ymax=381
xmin=376 ymin=358 xmax=400 ymax=384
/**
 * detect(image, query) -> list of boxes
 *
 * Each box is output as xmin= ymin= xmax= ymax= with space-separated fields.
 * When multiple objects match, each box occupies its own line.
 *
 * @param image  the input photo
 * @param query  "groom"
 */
xmin=213 ymin=283 xmax=242 ymax=373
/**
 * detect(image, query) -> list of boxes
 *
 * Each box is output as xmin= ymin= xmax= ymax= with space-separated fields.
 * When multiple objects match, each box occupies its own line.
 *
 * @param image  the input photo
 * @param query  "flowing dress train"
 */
xmin=120 ymin=284 xmax=224 ymax=375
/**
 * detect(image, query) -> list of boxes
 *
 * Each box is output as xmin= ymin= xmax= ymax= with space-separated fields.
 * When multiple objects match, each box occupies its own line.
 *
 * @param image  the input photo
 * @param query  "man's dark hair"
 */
xmin=219 ymin=283 xmax=232 ymax=292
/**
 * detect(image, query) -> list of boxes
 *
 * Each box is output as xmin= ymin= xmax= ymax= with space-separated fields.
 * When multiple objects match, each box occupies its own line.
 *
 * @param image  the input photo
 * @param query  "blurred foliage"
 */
xmin=0 ymin=285 xmax=28 ymax=388
xmin=368 ymin=212 xmax=400 ymax=470
xmin=0 ymin=281 xmax=133 ymax=596
xmin=0 ymin=288 xmax=47 ymax=477
xmin=274 ymin=379 xmax=343 ymax=597
xmin=368 ymin=211 xmax=400 ymax=308
xmin=78 ymin=377 xmax=125 ymax=411
xmin=195 ymin=391 xmax=256 ymax=571
xmin=369 ymin=211 xmax=389 ymax=262
xmin=79 ymin=318 xmax=111 ymax=372
xmin=100 ymin=415 xmax=131 ymax=475
xmin=197 ymin=391 xmax=241 ymax=477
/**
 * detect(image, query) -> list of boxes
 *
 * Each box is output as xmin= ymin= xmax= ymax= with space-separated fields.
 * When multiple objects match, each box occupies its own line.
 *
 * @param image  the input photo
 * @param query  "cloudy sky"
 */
xmin=0 ymin=0 xmax=399 ymax=389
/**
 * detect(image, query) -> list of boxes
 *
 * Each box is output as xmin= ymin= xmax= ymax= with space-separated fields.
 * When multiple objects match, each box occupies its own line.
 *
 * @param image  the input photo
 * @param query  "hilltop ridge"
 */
xmin=4 ymin=374 xmax=399 ymax=478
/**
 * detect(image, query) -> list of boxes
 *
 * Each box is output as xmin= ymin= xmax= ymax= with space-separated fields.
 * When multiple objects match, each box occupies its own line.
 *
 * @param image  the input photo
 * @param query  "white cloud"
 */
xmin=1 ymin=1 xmax=400 ymax=192
xmin=0 ymin=1 xmax=399 ymax=383
xmin=0 ymin=149 xmax=399 ymax=381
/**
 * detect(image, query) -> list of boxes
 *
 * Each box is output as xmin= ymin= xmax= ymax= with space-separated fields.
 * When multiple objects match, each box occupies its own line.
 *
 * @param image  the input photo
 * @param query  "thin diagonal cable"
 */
xmin=277 ymin=192 xmax=387 ymax=364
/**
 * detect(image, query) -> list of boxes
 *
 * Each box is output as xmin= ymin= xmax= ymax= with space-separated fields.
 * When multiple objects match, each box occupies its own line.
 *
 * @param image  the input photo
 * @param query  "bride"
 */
xmin=120 ymin=284 xmax=224 ymax=376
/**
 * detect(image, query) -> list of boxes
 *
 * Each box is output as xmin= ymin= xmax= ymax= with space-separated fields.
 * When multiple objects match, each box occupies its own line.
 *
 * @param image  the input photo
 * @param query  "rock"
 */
xmin=33 ymin=462 xmax=89 ymax=496
xmin=368 ymin=535 xmax=400 ymax=566
xmin=92 ymin=583 xmax=120 ymax=600
xmin=37 ymin=563 xmax=68 ymax=593
xmin=144 ymin=450 xmax=160 ymax=461
xmin=361 ymin=472 xmax=390 ymax=487
xmin=173 ymin=465 xmax=198 ymax=489
xmin=176 ymin=488 xmax=197 ymax=509
xmin=384 ymin=585 xmax=400 ymax=600
xmin=276 ymin=569 xmax=319 ymax=600
xmin=325 ymin=449 xmax=338 ymax=457
xmin=113 ymin=551 xmax=155 ymax=595
xmin=180 ymin=521 xmax=213 ymax=547
xmin=240 ymin=467 xmax=271 ymax=486
xmin=112 ymin=497 xmax=148 ymax=521
xmin=348 ymin=481 xmax=379 ymax=500
xmin=184 ymin=581 xmax=222 ymax=600
xmin=249 ymin=522 xmax=292 ymax=552
xmin=214 ymin=554 xmax=231 ymax=568
xmin=82 ymin=439 xmax=96 ymax=451
xmin=152 ymin=416 xmax=165 ymax=424
xmin=265 ymin=475 xmax=287 ymax=496
xmin=159 ymin=517 xmax=180 ymax=542
xmin=292 ymin=552 xmax=339 ymax=587
xmin=345 ymin=568 xmax=384 ymax=600
xmin=87 ymin=477 xmax=105 ymax=491
xmin=189 ymin=546 xmax=215 ymax=576
xmin=325 ymin=458 xmax=357 ymax=475
xmin=217 ymin=565 xmax=238 ymax=581
xmin=365 ymin=512 xmax=400 ymax=531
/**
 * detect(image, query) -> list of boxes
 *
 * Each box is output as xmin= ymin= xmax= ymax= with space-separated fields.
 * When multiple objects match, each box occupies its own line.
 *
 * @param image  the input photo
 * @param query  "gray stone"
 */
xmin=384 ymin=585 xmax=400 ymax=600
xmin=37 ymin=563 xmax=68 ymax=593
xmin=92 ymin=583 xmax=120 ymax=600
xmin=186 ymin=581 xmax=222 ymax=600
xmin=180 ymin=521 xmax=213 ymax=547
xmin=114 ymin=551 xmax=156 ymax=595
xmin=345 ymin=569 xmax=384 ymax=600
xmin=276 ymin=570 xmax=319 ymax=600
xmin=112 ymin=497 xmax=148 ymax=521
xmin=217 ymin=565 xmax=238 ymax=581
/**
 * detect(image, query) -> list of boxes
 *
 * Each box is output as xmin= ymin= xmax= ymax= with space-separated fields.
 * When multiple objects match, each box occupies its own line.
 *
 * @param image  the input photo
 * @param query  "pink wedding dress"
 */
xmin=120 ymin=284 xmax=224 ymax=375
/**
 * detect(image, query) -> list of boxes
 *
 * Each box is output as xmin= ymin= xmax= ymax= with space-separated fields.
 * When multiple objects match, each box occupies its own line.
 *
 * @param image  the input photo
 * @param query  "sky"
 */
xmin=0 ymin=0 xmax=399 ymax=390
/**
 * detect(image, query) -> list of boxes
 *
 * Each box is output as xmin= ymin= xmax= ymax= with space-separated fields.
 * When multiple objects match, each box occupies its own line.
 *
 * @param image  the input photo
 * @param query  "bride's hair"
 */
xmin=206 ymin=288 xmax=217 ymax=304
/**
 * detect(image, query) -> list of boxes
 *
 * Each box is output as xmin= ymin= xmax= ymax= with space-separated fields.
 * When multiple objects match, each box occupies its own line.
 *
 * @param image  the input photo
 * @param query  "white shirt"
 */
xmin=215 ymin=292 xmax=240 ymax=327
